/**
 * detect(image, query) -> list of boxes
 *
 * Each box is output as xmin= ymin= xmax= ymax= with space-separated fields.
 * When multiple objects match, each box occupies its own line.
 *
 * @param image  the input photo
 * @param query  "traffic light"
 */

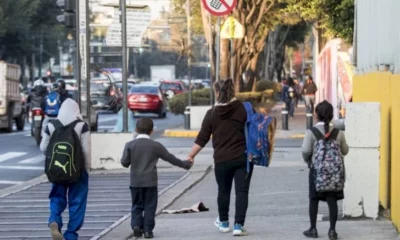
xmin=56 ymin=0 xmax=76 ymax=28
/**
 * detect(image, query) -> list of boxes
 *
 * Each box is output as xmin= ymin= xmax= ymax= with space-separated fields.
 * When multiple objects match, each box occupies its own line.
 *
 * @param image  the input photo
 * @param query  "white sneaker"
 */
xmin=214 ymin=217 xmax=230 ymax=233
xmin=233 ymin=223 xmax=247 ymax=236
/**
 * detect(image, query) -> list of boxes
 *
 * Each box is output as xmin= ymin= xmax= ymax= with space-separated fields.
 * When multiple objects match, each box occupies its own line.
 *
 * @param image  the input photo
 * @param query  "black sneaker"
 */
xmin=328 ymin=229 xmax=338 ymax=240
xmin=144 ymin=232 xmax=154 ymax=239
xmin=133 ymin=226 xmax=143 ymax=238
xmin=303 ymin=228 xmax=318 ymax=238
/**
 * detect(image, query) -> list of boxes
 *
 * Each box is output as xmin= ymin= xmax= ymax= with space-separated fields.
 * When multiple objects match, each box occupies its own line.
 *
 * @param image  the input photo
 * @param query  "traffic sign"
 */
xmin=105 ymin=7 xmax=151 ymax=47
xmin=202 ymin=0 xmax=237 ymax=16
xmin=221 ymin=16 xmax=244 ymax=39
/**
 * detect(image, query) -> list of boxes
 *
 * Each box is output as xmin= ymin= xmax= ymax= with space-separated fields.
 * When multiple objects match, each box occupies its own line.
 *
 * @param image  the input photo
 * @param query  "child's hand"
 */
xmin=182 ymin=160 xmax=193 ymax=170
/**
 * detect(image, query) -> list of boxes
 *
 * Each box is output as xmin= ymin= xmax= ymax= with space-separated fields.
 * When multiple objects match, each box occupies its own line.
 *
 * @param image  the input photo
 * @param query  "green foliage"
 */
xmin=0 ymin=0 xmax=66 ymax=66
xmin=168 ymin=88 xmax=276 ymax=115
xmin=169 ymin=89 xmax=212 ymax=115
xmin=255 ymin=80 xmax=282 ymax=93
xmin=171 ymin=0 xmax=204 ymax=35
xmin=285 ymin=0 xmax=354 ymax=43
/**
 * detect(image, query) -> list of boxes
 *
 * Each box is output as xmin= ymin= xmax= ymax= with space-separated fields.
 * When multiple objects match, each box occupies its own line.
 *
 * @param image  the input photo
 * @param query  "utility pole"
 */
xmin=186 ymin=0 xmax=192 ymax=106
xmin=39 ymin=34 xmax=43 ymax=79
xmin=121 ymin=0 xmax=128 ymax=132
xmin=208 ymin=14 xmax=214 ymax=105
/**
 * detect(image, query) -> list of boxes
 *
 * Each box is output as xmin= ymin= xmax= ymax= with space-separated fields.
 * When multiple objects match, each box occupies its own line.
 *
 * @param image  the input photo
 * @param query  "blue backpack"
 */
xmin=45 ymin=91 xmax=61 ymax=116
xmin=243 ymin=102 xmax=274 ymax=173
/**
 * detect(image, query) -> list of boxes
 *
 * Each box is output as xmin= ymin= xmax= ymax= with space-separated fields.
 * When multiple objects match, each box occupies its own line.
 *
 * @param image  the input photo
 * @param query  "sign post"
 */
xmin=201 ymin=0 xmax=237 ymax=83
xmin=220 ymin=16 xmax=244 ymax=79
xmin=102 ymin=3 xmax=150 ymax=132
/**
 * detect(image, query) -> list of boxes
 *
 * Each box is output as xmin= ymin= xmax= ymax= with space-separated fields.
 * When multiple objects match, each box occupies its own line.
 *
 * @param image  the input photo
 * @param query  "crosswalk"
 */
xmin=0 ymin=152 xmax=44 ymax=167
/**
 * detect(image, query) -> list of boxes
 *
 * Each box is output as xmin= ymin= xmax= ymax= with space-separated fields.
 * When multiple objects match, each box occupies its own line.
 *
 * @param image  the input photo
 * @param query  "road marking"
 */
xmin=18 ymin=155 xmax=44 ymax=164
xmin=0 ymin=165 xmax=42 ymax=170
xmin=98 ymin=116 xmax=118 ymax=123
xmin=0 ymin=180 xmax=23 ymax=185
xmin=0 ymin=152 xmax=27 ymax=163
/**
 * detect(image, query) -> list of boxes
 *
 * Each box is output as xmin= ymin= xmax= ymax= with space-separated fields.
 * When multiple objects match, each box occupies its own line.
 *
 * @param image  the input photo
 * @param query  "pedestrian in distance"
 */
xmin=287 ymin=77 xmax=297 ymax=119
xmin=121 ymin=117 xmax=192 ymax=239
xmin=302 ymin=76 xmax=318 ymax=114
xmin=40 ymin=98 xmax=91 ymax=240
xmin=301 ymin=100 xmax=349 ymax=240
xmin=293 ymin=78 xmax=302 ymax=107
xmin=187 ymin=79 xmax=254 ymax=236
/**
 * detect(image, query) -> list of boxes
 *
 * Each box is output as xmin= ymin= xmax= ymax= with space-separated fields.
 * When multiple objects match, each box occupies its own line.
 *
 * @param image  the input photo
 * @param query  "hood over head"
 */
xmin=214 ymin=99 xmax=241 ymax=120
xmin=57 ymin=98 xmax=83 ymax=126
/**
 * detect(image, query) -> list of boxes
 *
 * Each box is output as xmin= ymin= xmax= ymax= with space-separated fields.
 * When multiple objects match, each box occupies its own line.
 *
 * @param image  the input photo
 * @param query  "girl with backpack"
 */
xmin=301 ymin=100 xmax=349 ymax=240
xmin=187 ymin=79 xmax=253 ymax=236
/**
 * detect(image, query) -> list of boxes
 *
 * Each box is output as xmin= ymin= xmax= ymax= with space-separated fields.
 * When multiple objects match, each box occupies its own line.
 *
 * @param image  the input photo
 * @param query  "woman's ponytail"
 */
xmin=215 ymin=78 xmax=235 ymax=103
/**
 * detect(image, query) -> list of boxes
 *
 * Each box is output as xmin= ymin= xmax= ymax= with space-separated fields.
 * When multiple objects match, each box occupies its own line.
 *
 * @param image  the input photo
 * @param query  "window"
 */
xmin=130 ymin=86 xmax=159 ymax=94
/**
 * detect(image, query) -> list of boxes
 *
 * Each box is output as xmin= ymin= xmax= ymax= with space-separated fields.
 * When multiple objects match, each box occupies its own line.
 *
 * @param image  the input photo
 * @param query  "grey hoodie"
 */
xmin=40 ymin=98 xmax=91 ymax=171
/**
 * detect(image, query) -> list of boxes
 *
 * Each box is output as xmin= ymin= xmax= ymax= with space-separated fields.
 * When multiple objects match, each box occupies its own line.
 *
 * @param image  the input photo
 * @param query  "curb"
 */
xmin=97 ymin=165 xmax=212 ymax=240
xmin=288 ymin=134 xmax=305 ymax=139
xmin=0 ymin=174 xmax=48 ymax=198
xmin=163 ymin=129 xmax=199 ymax=138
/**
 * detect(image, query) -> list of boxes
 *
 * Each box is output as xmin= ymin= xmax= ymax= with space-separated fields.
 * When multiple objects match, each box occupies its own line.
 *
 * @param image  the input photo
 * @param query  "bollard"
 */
xmin=306 ymin=107 xmax=313 ymax=130
xmin=282 ymin=107 xmax=289 ymax=130
xmin=184 ymin=107 xmax=191 ymax=130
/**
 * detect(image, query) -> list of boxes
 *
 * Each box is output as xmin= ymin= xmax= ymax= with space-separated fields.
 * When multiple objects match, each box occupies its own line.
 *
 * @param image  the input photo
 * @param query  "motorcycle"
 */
xmin=31 ymin=108 xmax=44 ymax=146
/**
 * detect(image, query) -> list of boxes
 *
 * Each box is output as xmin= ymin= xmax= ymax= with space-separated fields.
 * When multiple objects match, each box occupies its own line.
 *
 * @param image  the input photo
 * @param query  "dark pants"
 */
xmin=214 ymin=156 xmax=253 ymax=226
xmin=130 ymin=187 xmax=158 ymax=233
xmin=48 ymin=171 xmax=89 ymax=240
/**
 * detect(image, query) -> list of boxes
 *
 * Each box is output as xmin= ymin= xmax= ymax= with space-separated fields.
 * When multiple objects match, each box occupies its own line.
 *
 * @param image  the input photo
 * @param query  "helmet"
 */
xmin=33 ymin=79 xmax=45 ymax=87
xmin=51 ymin=82 xmax=60 ymax=91
xmin=56 ymin=79 xmax=66 ymax=90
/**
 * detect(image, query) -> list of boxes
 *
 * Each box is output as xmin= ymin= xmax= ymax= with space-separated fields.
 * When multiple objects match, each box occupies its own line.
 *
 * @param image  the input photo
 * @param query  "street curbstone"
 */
xmin=288 ymin=134 xmax=305 ymax=139
xmin=163 ymin=129 xmax=199 ymax=138
xmin=96 ymin=164 xmax=212 ymax=240
xmin=0 ymin=174 xmax=48 ymax=198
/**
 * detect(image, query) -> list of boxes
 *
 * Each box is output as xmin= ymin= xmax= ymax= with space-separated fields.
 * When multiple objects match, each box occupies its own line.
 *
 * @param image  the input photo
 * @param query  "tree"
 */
xmin=285 ymin=0 xmax=354 ymax=44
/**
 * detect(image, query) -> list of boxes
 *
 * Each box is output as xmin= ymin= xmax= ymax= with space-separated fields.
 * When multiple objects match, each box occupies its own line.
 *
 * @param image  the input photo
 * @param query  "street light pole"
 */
xmin=121 ymin=0 xmax=128 ymax=132
xmin=186 ymin=0 xmax=192 ymax=107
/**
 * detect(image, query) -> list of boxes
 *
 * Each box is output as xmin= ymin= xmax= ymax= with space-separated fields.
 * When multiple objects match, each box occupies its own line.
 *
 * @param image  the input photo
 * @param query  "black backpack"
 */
xmin=45 ymin=119 xmax=84 ymax=184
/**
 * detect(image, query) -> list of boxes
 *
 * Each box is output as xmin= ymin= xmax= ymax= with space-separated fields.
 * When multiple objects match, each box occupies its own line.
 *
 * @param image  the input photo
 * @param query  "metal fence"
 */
xmin=354 ymin=0 xmax=400 ymax=74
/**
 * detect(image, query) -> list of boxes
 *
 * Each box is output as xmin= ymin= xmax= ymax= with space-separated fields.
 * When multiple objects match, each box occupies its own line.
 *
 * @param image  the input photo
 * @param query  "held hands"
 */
xmin=182 ymin=155 xmax=195 ymax=170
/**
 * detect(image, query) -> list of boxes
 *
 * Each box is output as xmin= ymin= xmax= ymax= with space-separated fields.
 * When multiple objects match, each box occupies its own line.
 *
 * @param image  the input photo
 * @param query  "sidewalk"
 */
xmin=139 ymin=147 xmax=398 ymax=240
xmin=164 ymin=102 xmax=310 ymax=139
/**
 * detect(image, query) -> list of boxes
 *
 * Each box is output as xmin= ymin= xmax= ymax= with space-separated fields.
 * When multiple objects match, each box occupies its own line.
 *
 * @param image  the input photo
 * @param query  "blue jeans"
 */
xmin=48 ymin=171 xmax=89 ymax=240
xmin=285 ymin=99 xmax=295 ymax=117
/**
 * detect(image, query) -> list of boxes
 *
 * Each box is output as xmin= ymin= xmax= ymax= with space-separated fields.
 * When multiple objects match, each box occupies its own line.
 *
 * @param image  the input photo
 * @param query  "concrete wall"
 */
xmin=343 ymin=103 xmax=380 ymax=219
xmin=190 ymin=106 xmax=212 ymax=129
xmin=391 ymin=75 xmax=400 ymax=229
xmin=352 ymin=72 xmax=400 ymax=230
xmin=353 ymin=73 xmax=391 ymax=209
xmin=91 ymin=133 xmax=133 ymax=169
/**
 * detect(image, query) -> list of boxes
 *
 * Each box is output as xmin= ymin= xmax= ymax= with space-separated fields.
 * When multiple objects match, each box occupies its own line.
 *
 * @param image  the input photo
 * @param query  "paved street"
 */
xmin=0 ymin=171 xmax=186 ymax=240
xmin=0 ymin=112 xmax=184 ymax=190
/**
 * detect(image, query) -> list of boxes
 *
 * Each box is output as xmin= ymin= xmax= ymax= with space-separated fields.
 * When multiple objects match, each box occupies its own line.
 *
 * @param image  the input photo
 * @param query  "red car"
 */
xmin=128 ymin=84 xmax=167 ymax=118
xmin=160 ymin=80 xmax=187 ymax=99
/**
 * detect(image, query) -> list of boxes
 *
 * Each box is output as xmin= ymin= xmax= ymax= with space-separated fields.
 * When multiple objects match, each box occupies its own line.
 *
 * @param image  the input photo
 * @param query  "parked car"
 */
xmin=115 ymin=81 xmax=136 ymax=92
xmin=69 ymin=90 xmax=98 ymax=131
xmin=90 ymin=78 xmax=121 ymax=112
xmin=160 ymin=80 xmax=187 ymax=99
xmin=128 ymin=84 xmax=167 ymax=118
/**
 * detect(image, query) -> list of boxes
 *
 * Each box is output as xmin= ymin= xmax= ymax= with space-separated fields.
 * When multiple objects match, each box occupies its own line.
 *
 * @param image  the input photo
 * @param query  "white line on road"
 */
xmin=98 ymin=116 xmax=118 ymax=123
xmin=0 ymin=152 xmax=27 ymax=163
xmin=0 ymin=180 xmax=23 ymax=185
xmin=18 ymin=155 xmax=44 ymax=164
xmin=0 ymin=165 xmax=42 ymax=170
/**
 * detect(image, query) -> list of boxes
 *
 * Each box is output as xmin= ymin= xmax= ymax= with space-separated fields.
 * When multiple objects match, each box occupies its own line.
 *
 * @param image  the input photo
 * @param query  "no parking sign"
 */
xmin=202 ymin=0 xmax=237 ymax=16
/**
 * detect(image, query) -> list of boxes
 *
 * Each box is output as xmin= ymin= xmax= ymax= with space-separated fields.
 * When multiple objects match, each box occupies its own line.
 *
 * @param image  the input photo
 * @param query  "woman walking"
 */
xmin=301 ymin=100 xmax=349 ymax=240
xmin=302 ymin=76 xmax=318 ymax=113
xmin=187 ymin=79 xmax=252 ymax=237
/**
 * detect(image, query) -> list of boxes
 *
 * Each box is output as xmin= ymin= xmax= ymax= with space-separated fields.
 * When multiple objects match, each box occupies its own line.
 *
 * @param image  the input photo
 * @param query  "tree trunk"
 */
xmin=200 ymin=6 xmax=216 ymax=83
xmin=219 ymin=38 xmax=229 ymax=81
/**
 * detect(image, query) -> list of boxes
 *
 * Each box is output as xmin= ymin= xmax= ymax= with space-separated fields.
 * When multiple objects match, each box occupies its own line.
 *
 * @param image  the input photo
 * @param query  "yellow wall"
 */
xmin=353 ymin=72 xmax=392 ymax=209
xmin=391 ymin=75 xmax=400 ymax=229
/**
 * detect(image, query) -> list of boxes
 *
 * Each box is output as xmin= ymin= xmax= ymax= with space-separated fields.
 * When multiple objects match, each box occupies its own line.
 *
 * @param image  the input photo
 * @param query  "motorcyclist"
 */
xmin=42 ymin=82 xmax=62 ymax=136
xmin=28 ymin=79 xmax=48 ymax=114
xmin=56 ymin=79 xmax=72 ymax=103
